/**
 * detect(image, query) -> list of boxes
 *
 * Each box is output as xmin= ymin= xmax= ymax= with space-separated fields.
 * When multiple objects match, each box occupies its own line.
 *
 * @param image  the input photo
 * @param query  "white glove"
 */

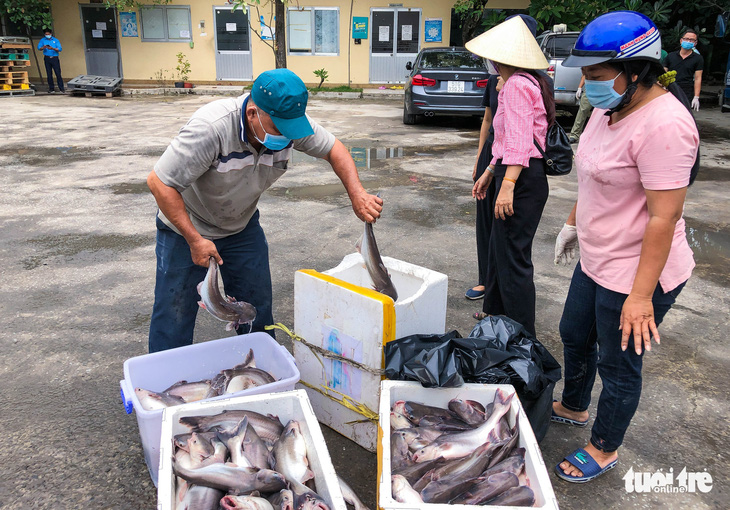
xmin=691 ymin=96 xmax=700 ymax=111
xmin=554 ymin=223 xmax=579 ymax=265
xmin=575 ymin=88 xmax=582 ymax=100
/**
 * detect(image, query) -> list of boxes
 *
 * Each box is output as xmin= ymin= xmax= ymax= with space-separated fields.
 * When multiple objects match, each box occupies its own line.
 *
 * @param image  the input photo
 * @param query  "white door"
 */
xmin=80 ymin=5 xmax=122 ymax=77
xmin=214 ymin=6 xmax=253 ymax=81
xmin=369 ymin=8 xmax=420 ymax=84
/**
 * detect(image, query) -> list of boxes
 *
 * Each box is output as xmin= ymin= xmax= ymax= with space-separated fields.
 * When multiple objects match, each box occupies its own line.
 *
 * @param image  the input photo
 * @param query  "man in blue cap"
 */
xmin=147 ymin=69 xmax=382 ymax=353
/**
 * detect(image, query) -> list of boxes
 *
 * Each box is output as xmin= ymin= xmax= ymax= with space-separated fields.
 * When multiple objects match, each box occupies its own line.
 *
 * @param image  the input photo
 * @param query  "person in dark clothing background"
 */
xmin=37 ymin=28 xmax=64 ymax=94
xmin=664 ymin=29 xmax=703 ymax=111
xmin=466 ymin=73 xmax=501 ymax=301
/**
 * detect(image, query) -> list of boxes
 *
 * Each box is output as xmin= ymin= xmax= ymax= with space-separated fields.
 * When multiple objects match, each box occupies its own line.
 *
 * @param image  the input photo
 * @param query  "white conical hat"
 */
xmin=465 ymin=16 xmax=549 ymax=70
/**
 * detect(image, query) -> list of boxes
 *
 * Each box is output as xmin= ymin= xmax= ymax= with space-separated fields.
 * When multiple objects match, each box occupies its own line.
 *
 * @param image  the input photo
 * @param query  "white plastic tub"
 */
xmin=157 ymin=389 xmax=346 ymax=510
xmin=378 ymin=380 xmax=559 ymax=510
xmin=119 ymin=332 xmax=299 ymax=486
xmin=324 ymin=253 xmax=448 ymax=339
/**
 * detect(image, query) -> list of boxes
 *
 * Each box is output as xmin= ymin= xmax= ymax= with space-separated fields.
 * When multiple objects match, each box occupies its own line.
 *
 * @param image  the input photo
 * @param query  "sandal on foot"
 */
xmin=551 ymin=401 xmax=588 ymax=427
xmin=465 ymin=287 xmax=485 ymax=300
xmin=555 ymin=448 xmax=617 ymax=483
xmin=473 ymin=312 xmax=488 ymax=320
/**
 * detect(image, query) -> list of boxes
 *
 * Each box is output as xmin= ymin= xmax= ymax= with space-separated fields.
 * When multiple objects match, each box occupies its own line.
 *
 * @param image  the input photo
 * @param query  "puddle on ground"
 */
xmin=684 ymin=218 xmax=730 ymax=286
xmin=290 ymin=143 xmax=468 ymax=170
xmin=109 ymin=182 xmax=150 ymax=195
xmin=22 ymin=233 xmax=152 ymax=270
xmin=269 ymin=166 xmax=474 ymax=228
xmin=694 ymin=163 xmax=730 ymax=182
xmin=0 ymin=146 xmax=100 ymax=166
xmin=696 ymin=122 xmax=730 ymax=144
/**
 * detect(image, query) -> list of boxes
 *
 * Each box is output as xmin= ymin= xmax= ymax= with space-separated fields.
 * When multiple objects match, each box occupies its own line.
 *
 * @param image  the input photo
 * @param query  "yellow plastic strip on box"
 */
xmin=266 ymin=322 xmax=383 ymax=377
xmin=266 ymin=323 xmax=380 ymax=423
xmin=297 ymin=269 xmax=397 ymax=346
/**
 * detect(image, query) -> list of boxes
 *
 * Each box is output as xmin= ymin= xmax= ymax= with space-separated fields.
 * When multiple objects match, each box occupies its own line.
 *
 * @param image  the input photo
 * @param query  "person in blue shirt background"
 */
xmin=37 ymin=28 xmax=64 ymax=93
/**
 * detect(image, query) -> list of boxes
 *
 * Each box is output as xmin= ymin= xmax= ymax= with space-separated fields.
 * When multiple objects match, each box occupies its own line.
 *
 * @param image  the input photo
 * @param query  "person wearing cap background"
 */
xmin=37 ymin=27 xmax=64 ymax=94
xmin=551 ymin=11 xmax=698 ymax=483
xmin=466 ymin=16 xmax=555 ymax=337
xmin=146 ymin=69 xmax=382 ymax=353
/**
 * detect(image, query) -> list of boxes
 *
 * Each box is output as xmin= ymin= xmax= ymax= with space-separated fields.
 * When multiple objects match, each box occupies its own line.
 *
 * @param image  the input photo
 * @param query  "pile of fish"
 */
xmin=172 ymin=409 xmax=370 ymax=510
xmin=389 ymin=389 xmax=535 ymax=507
xmin=135 ymin=349 xmax=277 ymax=411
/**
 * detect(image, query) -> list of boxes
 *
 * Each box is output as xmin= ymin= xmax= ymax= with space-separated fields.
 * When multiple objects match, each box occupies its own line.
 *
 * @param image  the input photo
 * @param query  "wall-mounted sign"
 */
xmin=352 ymin=16 xmax=368 ymax=39
xmin=260 ymin=15 xmax=274 ymax=40
xmin=425 ymin=18 xmax=442 ymax=43
xmin=120 ymin=12 xmax=138 ymax=37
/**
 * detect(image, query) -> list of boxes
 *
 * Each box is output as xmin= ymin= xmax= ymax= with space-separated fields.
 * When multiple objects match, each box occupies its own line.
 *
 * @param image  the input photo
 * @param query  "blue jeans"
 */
xmin=559 ymin=262 xmax=685 ymax=452
xmin=148 ymin=210 xmax=274 ymax=353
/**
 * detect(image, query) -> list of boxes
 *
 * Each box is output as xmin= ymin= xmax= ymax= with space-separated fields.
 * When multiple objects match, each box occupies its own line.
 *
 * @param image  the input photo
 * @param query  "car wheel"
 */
xmin=403 ymin=108 xmax=418 ymax=125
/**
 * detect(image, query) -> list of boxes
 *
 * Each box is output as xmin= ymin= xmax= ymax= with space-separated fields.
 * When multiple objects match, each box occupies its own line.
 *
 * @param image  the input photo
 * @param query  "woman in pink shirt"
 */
xmin=550 ymin=12 xmax=699 ymax=483
xmin=467 ymin=16 xmax=554 ymax=337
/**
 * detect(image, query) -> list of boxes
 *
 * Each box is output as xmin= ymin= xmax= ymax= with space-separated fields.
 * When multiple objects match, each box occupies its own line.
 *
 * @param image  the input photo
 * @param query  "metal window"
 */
xmin=140 ymin=5 xmax=192 ymax=42
xmin=287 ymin=7 xmax=338 ymax=55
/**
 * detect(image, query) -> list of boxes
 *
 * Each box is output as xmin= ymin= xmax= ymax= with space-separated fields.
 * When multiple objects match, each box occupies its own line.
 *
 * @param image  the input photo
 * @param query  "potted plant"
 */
xmin=175 ymin=52 xmax=191 ymax=88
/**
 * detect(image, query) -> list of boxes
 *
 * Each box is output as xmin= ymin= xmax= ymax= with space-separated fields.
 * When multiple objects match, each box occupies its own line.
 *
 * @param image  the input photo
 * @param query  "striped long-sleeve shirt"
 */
xmin=490 ymin=72 xmax=548 ymax=168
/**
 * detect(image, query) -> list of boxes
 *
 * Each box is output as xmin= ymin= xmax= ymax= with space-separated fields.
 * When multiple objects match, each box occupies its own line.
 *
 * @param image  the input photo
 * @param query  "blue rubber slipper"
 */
xmin=465 ymin=287 xmax=485 ymax=300
xmin=555 ymin=448 xmax=617 ymax=483
xmin=551 ymin=401 xmax=588 ymax=427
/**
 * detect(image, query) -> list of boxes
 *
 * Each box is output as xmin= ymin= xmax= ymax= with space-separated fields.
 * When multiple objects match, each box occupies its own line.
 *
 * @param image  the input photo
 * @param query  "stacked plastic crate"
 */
xmin=0 ymin=37 xmax=33 ymax=97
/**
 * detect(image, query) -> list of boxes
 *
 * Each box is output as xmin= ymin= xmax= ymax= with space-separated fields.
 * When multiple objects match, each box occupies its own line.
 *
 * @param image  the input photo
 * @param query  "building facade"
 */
xmin=28 ymin=0 xmax=528 ymax=86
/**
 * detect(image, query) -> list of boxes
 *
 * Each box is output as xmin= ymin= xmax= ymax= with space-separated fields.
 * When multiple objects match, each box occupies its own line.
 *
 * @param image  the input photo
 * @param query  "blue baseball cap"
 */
xmin=251 ymin=69 xmax=313 ymax=139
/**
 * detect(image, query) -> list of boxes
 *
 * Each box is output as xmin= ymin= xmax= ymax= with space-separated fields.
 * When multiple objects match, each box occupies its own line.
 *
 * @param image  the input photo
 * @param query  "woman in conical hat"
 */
xmin=468 ymin=15 xmax=555 ymax=337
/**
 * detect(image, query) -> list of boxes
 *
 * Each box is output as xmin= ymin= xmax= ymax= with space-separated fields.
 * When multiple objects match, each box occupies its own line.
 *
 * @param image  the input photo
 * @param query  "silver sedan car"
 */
xmin=403 ymin=47 xmax=490 ymax=125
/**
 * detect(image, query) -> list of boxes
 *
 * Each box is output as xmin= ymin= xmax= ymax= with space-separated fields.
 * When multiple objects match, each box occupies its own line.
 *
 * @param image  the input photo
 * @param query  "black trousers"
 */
xmin=44 ymin=56 xmax=64 ymax=92
xmin=474 ymin=137 xmax=495 ymax=287
xmin=482 ymin=158 xmax=549 ymax=336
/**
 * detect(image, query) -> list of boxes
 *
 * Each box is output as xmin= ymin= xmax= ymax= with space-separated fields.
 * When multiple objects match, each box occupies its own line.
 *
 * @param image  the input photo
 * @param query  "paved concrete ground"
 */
xmin=0 ymin=94 xmax=727 ymax=509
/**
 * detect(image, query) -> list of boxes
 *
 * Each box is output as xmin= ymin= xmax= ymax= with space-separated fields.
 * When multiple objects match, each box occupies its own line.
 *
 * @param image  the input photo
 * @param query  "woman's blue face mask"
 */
xmin=584 ymin=71 xmax=625 ymax=110
xmin=253 ymin=109 xmax=290 ymax=151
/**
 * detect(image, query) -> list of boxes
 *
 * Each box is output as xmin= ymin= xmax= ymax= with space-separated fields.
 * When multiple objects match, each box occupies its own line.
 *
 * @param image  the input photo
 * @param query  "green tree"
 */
xmin=233 ymin=0 xmax=287 ymax=69
xmin=2 ymin=0 xmax=53 ymax=84
xmin=453 ymin=0 xmax=491 ymax=44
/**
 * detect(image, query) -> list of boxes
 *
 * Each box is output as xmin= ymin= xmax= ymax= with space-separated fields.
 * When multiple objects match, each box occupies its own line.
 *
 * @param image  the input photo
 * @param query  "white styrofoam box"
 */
xmin=119 ymin=332 xmax=299 ymax=486
xmin=378 ymin=381 xmax=559 ymax=510
xmin=293 ymin=255 xmax=448 ymax=452
xmin=323 ymin=253 xmax=448 ymax=340
xmin=157 ymin=390 xmax=346 ymax=510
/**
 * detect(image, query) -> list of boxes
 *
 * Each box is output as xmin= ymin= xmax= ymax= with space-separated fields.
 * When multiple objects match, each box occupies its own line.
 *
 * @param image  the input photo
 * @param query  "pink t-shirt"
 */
xmin=575 ymin=92 xmax=698 ymax=295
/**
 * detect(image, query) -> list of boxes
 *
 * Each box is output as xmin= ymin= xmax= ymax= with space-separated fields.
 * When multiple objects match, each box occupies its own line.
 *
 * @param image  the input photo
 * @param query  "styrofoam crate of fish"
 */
xmin=119 ymin=332 xmax=300 ymax=486
xmin=378 ymin=381 xmax=559 ymax=510
xmin=157 ymin=389 xmax=347 ymax=510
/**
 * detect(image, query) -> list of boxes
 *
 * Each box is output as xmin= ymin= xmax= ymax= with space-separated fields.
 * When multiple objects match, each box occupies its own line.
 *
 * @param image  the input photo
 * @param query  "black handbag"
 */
xmin=533 ymin=124 xmax=573 ymax=176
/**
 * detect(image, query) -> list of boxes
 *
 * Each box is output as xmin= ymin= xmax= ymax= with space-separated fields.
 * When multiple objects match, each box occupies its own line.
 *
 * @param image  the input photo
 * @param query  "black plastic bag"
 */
xmin=384 ymin=315 xmax=561 ymax=442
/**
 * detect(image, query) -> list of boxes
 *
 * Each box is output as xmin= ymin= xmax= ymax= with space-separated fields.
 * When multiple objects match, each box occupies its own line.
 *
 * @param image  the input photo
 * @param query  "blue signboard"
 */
xmin=424 ymin=18 xmax=442 ymax=43
xmin=353 ymin=17 xmax=368 ymax=39
xmin=120 ymin=12 xmax=138 ymax=38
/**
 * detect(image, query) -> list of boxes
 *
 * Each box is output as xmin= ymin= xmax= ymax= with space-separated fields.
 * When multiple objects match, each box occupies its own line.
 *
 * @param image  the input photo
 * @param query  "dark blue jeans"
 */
xmin=148 ymin=210 xmax=274 ymax=353
xmin=44 ymin=56 xmax=64 ymax=92
xmin=559 ymin=262 xmax=685 ymax=452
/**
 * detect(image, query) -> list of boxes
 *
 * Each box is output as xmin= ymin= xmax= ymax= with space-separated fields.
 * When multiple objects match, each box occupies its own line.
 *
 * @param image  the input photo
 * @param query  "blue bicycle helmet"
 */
xmin=563 ymin=11 xmax=661 ymax=68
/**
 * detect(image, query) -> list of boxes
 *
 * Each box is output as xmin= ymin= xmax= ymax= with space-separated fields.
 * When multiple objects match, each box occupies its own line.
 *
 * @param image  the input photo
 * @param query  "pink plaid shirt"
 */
xmin=490 ymin=72 xmax=548 ymax=167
